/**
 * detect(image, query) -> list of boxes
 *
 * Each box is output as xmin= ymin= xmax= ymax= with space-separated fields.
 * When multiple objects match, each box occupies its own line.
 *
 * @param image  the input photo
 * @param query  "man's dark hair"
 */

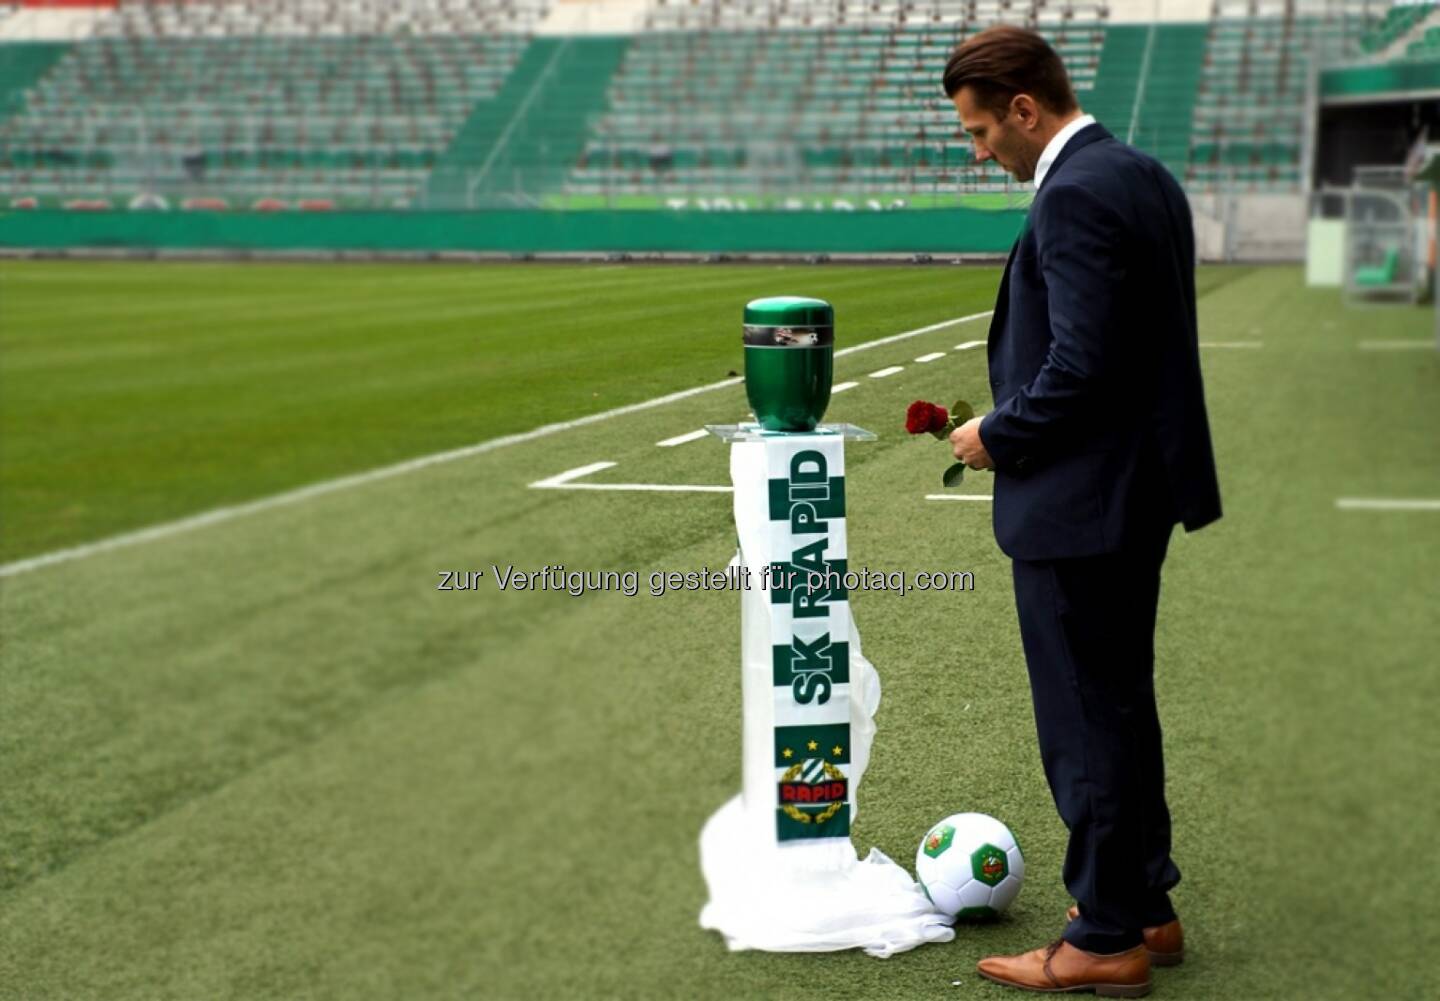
xmin=941 ymin=25 xmax=1078 ymax=117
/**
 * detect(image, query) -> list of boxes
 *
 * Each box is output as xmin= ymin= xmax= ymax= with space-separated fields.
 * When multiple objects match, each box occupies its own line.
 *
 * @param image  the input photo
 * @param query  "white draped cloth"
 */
xmin=698 ymin=433 xmax=954 ymax=958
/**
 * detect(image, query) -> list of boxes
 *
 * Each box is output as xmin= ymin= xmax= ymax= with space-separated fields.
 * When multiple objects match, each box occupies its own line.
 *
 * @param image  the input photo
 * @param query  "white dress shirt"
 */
xmin=1033 ymin=113 xmax=1096 ymax=190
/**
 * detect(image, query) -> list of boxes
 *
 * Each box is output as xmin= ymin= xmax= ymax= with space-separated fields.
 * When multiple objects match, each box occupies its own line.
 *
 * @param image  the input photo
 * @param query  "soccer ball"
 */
xmin=915 ymin=812 xmax=1025 ymax=921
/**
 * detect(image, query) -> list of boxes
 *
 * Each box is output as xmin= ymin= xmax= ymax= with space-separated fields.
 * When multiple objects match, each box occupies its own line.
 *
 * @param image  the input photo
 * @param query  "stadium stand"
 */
xmin=564 ymin=1 xmax=1392 ymax=203
xmin=426 ymin=36 xmax=628 ymax=208
xmin=1186 ymin=0 xmax=1393 ymax=192
xmin=1406 ymin=18 xmax=1440 ymax=57
xmin=1 ymin=34 xmax=531 ymax=209
xmin=89 ymin=0 xmax=552 ymax=39
xmin=0 ymin=1 xmax=550 ymax=209
xmin=0 ymin=0 xmax=1411 ymax=211
xmin=0 ymin=39 xmax=64 ymax=116
xmin=1125 ymin=23 xmax=1209 ymax=177
xmin=1362 ymin=1 xmax=1435 ymax=54
xmin=570 ymin=3 xmax=1113 ymax=202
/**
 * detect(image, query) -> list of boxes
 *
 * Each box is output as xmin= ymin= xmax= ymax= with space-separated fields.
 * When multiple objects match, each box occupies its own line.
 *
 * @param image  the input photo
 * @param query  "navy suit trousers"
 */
xmin=1010 ymin=523 xmax=1181 ymax=953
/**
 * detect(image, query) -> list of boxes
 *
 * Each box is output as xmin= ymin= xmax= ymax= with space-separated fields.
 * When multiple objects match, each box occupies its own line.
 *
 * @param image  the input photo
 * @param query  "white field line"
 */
xmin=531 ymin=462 xmax=730 ymax=494
xmin=536 ymin=483 xmax=733 ymax=494
xmin=954 ymin=340 xmax=985 ymax=351
xmin=924 ymin=494 xmax=994 ymax=502
xmin=869 ymin=366 xmax=904 ymax=379
xmin=831 ymin=381 xmax=859 ymax=394
xmin=834 ymin=311 xmax=992 ymax=358
xmin=1199 ymin=341 xmax=1262 ymax=348
xmin=1 ymin=310 xmax=991 ymax=579
xmin=656 ymin=428 xmax=708 ymax=448
xmin=915 ymin=352 xmax=946 ymax=363
xmin=529 ymin=461 xmax=617 ymax=488
xmin=1357 ymin=340 xmax=1433 ymax=351
xmin=1335 ymin=498 xmax=1440 ymax=511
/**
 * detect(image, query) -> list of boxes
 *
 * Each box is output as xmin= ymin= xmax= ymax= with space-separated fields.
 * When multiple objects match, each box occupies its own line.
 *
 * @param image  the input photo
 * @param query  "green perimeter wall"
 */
xmin=1320 ymin=59 xmax=1440 ymax=100
xmin=0 ymin=207 xmax=1026 ymax=254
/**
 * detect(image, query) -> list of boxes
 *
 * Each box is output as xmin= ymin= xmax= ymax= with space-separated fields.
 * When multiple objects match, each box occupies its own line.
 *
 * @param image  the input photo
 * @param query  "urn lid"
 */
xmin=743 ymin=296 xmax=833 ymax=328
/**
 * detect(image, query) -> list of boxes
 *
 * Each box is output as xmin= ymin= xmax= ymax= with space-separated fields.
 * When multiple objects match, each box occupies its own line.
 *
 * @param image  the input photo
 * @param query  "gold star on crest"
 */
xmin=782 ymin=747 xmax=793 ymax=759
xmin=807 ymin=740 xmax=818 ymax=751
xmin=832 ymin=745 xmax=844 ymax=757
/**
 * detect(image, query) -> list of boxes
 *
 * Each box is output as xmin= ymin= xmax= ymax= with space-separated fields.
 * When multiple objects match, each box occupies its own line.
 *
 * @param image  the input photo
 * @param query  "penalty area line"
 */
xmin=1 ymin=310 xmax=990 ymax=579
xmin=529 ymin=461 xmax=617 ymax=488
xmin=656 ymin=429 xmax=709 ymax=447
xmin=530 ymin=462 xmax=730 ymax=494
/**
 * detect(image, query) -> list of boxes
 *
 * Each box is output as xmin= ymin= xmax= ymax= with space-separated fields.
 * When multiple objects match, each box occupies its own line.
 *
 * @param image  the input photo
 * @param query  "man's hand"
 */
xmin=950 ymin=416 xmax=995 ymax=470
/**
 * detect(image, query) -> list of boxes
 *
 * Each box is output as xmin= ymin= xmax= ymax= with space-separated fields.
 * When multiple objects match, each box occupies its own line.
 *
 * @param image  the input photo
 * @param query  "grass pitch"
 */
xmin=1 ymin=261 xmax=1437 ymax=1000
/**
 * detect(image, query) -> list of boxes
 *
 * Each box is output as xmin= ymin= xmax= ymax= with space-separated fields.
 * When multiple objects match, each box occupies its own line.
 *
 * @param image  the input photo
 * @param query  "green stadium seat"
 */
xmin=1355 ymin=246 xmax=1400 ymax=287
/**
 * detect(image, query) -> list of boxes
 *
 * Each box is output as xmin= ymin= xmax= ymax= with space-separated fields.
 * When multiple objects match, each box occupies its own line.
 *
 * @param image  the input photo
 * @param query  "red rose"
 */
xmin=908 ymin=396 xmax=978 ymax=487
xmin=905 ymin=402 xmax=931 ymax=434
xmin=905 ymin=400 xmax=949 ymax=435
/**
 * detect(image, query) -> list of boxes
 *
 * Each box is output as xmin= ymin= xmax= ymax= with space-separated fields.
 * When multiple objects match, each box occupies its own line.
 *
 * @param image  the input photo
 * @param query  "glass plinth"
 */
xmin=705 ymin=422 xmax=877 ymax=443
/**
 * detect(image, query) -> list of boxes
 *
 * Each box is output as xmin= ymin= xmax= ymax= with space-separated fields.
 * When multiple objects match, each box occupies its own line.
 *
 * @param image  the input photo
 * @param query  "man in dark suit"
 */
xmin=942 ymin=25 xmax=1222 ymax=997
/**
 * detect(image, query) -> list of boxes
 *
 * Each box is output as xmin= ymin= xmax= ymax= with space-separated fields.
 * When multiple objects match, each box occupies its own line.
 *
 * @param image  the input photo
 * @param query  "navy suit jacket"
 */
xmin=978 ymin=123 xmax=1222 ymax=561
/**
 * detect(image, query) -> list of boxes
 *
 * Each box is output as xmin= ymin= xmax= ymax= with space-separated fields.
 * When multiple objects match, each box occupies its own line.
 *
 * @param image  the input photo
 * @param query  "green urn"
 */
xmin=742 ymin=296 xmax=834 ymax=432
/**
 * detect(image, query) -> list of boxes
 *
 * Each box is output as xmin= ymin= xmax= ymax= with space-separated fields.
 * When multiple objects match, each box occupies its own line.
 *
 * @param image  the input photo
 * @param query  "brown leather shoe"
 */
xmin=1066 ymin=905 xmax=1185 ymax=967
xmin=977 ymin=939 xmax=1151 ymax=997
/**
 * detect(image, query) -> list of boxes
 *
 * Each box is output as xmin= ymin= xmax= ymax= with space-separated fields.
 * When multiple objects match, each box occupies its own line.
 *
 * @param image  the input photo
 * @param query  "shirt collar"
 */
xmin=1033 ymin=113 xmax=1096 ymax=191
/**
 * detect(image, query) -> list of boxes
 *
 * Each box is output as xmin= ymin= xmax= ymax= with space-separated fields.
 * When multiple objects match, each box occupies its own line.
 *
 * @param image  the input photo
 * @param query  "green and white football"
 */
xmin=915 ymin=812 xmax=1025 ymax=921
